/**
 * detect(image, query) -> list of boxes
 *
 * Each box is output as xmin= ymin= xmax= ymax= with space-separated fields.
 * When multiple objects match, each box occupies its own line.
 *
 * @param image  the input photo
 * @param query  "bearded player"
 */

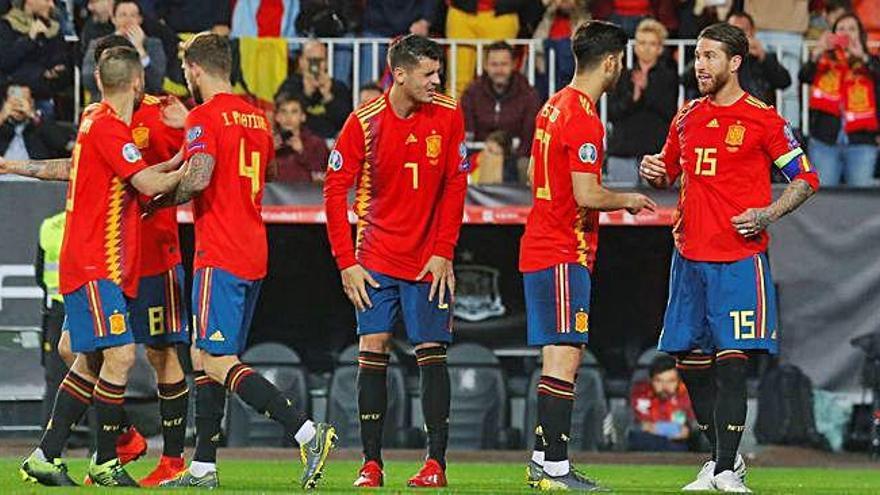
xmin=640 ymin=23 xmax=819 ymax=493
xmin=520 ymin=21 xmax=656 ymax=491
xmin=158 ymin=33 xmax=335 ymax=490
xmin=5 ymin=34 xmax=193 ymax=486
xmin=324 ymin=34 xmax=468 ymax=488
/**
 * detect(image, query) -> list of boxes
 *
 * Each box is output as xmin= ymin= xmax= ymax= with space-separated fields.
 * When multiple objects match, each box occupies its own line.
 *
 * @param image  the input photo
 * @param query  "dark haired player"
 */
xmin=18 ymin=46 xmax=185 ymax=487
xmin=324 ymin=34 xmax=468 ymax=488
xmin=520 ymin=21 xmax=656 ymax=491
xmin=158 ymin=33 xmax=335 ymax=490
xmin=640 ymin=23 xmax=819 ymax=493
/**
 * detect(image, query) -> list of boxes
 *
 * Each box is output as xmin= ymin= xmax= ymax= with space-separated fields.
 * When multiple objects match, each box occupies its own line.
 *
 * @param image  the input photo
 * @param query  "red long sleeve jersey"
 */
xmin=60 ymin=102 xmax=149 ymax=297
xmin=184 ymin=93 xmax=274 ymax=280
xmin=324 ymin=92 xmax=468 ymax=281
xmin=133 ymin=95 xmax=185 ymax=277
xmin=662 ymin=93 xmax=819 ymax=262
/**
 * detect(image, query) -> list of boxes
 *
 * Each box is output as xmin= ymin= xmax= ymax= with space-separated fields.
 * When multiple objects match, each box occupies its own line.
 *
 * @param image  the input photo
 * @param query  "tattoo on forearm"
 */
xmin=173 ymin=153 xmax=214 ymax=204
xmin=765 ymin=179 xmax=814 ymax=224
xmin=5 ymin=158 xmax=71 ymax=181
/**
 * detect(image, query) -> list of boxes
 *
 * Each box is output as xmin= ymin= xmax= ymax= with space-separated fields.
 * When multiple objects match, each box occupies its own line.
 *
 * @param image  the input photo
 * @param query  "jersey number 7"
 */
xmin=533 ymin=128 xmax=552 ymax=200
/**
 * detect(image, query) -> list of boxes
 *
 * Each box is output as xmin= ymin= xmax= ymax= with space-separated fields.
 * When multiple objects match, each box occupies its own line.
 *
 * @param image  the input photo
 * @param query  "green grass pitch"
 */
xmin=3 ymin=457 xmax=880 ymax=493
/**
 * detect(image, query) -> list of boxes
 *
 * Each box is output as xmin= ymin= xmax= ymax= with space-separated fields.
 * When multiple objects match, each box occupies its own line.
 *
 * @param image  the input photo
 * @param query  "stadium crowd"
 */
xmin=0 ymin=0 xmax=878 ymax=186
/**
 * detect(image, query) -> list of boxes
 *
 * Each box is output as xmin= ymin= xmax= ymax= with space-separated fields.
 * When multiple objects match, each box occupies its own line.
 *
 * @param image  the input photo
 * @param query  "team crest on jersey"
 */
xmin=328 ymin=150 xmax=343 ymax=171
xmin=725 ymin=123 xmax=746 ymax=149
xmin=186 ymin=125 xmax=203 ymax=143
xmin=426 ymin=135 xmax=442 ymax=159
xmin=122 ymin=143 xmax=142 ymax=163
xmin=132 ymin=126 xmax=150 ymax=149
xmin=578 ymin=143 xmax=598 ymax=164
xmin=575 ymin=311 xmax=589 ymax=333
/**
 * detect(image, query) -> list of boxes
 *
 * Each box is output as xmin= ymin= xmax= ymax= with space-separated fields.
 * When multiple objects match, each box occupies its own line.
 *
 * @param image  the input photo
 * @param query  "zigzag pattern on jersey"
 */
xmin=104 ymin=177 xmax=125 ymax=285
xmin=354 ymin=97 xmax=386 ymax=252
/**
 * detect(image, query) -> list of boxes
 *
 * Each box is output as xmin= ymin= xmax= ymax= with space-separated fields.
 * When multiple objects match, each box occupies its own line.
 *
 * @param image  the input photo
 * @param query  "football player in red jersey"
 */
xmin=640 ymin=23 xmax=819 ymax=493
xmin=5 ymin=35 xmax=194 ymax=487
xmin=324 ymin=34 xmax=468 ymax=488
xmin=519 ymin=21 xmax=656 ymax=492
xmin=15 ymin=46 xmax=185 ymax=487
xmin=156 ymin=33 xmax=335 ymax=491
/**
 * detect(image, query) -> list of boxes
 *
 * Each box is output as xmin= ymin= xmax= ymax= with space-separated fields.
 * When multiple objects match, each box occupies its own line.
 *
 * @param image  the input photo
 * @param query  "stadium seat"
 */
xmin=447 ymin=343 xmax=510 ymax=449
xmin=524 ymin=349 xmax=609 ymax=451
xmin=225 ymin=342 xmax=310 ymax=447
xmin=325 ymin=344 xmax=409 ymax=449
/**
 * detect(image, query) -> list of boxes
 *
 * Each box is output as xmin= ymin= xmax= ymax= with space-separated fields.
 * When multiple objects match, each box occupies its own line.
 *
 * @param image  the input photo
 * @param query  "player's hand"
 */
xmin=341 ymin=264 xmax=380 ymax=311
xmin=624 ymin=193 xmax=657 ymax=215
xmin=161 ymin=97 xmax=189 ymax=129
xmin=731 ymin=207 xmax=774 ymax=238
xmin=639 ymin=153 xmax=667 ymax=181
xmin=749 ymin=36 xmax=766 ymax=61
xmin=409 ymin=19 xmax=430 ymax=36
xmin=417 ymin=255 xmax=455 ymax=307
xmin=0 ymin=157 xmax=8 ymax=174
xmin=155 ymin=149 xmax=185 ymax=172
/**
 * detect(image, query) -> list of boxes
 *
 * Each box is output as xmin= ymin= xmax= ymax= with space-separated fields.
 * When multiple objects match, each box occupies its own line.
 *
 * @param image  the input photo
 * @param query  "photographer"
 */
xmin=799 ymin=12 xmax=880 ymax=187
xmin=0 ymin=84 xmax=74 ymax=171
xmin=275 ymin=40 xmax=352 ymax=139
xmin=270 ymin=93 xmax=329 ymax=184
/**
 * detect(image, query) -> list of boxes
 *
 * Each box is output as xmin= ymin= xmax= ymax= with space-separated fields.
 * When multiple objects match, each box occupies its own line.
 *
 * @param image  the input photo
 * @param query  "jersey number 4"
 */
xmin=238 ymin=138 xmax=261 ymax=203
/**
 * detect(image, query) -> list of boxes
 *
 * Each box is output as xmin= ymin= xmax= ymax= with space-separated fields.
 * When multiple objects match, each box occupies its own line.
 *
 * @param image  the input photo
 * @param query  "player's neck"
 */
xmin=199 ymin=77 xmax=234 ymax=103
xmin=568 ymin=74 xmax=605 ymax=104
xmin=709 ymin=80 xmax=745 ymax=106
xmin=388 ymin=85 xmax=417 ymax=119
xmin=103 ymin=94 xmax=134 ymax=124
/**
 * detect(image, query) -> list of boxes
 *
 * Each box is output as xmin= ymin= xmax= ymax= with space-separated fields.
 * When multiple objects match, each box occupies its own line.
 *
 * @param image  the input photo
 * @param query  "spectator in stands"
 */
xmin=460 ymin=41 xmax=541 ymax=159
xmin=0 ymin=0 xmax=71 ymax=119
xmin=358 ymin=81 xmax=383 ymax=106
xmin=155 ymin=0 xmax=231 ymax=36
xmin=468 ymin=130 xmax=519 ymax=185
xmin=270 ymin=93 xmax=329 ymax=184
xmin=533 ymin=0 xmax=589 ymax=98
xmin=683 ymin=11 xmax=792 ymax=106
xmin=0 ymin=84 xmax=74 ymax=162
xmin=607 ymin=18 xmax=678 ymax=186
xmin=628 ymin=354 xmax=694 ymax=452
xmin=82 ymin=0 xmax=166 ymax=97
xmin=446 ymin=0 xmax=524 ymax=96
xmin=800 ymin=12 xmax=880 ymax=186
xmin=80 ymin=0 xmax=114 ymax=58
xmin=276 ymin=40 xmax=352 ymax=139
xmin=359 ymin=0 xmax=437 ymax=88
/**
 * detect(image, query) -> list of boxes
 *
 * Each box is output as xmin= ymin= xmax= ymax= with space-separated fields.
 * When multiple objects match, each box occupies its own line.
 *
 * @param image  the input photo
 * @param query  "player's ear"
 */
xmin=729 ymin=54 xmax=743 ymax=73
xmin=95 ymin=69 xmax=104 ymax=95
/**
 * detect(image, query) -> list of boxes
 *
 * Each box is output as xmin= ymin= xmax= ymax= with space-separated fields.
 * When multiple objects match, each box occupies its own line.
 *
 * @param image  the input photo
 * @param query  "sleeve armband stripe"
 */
xmin=774 ymin=148 xmax=804 ymax=169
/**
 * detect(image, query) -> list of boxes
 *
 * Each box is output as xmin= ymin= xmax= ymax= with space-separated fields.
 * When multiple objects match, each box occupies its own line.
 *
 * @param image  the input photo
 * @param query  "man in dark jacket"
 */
xmin=357 ymin=0 xmax=438 ymax=87
xmin=460 ymin=41 xmax=541 ymax=158
xmin=684 ymin=11 xmax=791 ymax=105
xmin=0 ymin=84 xmax=74 ymax=167
xmin=0 ymin=0 xmax=70 ymax=118
xmin=607 ymin=18 xmax=678 ymax=186
xmin=276 ymin=40 xmax=352 ymax=139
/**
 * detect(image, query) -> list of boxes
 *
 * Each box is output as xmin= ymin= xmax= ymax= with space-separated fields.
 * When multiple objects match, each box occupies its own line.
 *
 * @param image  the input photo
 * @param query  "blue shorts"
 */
xmin=129 ymin=265 xmax=190 ymax=347
xmin=192 ymin=267 xmax=263 ymax=356
xmin=63 ymin=280 xmax=134 ymax=353
xmin=523 ymin=263 xmax=592 ymax=347
xmin=659 ymin=250 xmax=779 ymax=355
xmin=356 ymin=271 xmax=453 ymax=345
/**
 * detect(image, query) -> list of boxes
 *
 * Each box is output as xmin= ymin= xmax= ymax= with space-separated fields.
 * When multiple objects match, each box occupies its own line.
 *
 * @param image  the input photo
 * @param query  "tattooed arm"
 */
xmin=171 ymin=152 xmax=215 ymax=204
xmin=731 ymin=179 xmax=816 ymax=238
xmin=0 ymin=157 xmax=71 ymax=181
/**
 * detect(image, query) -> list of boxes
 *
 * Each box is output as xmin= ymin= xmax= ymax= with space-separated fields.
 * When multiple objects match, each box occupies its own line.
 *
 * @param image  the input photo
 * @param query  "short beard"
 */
xmin=190 ymin=83 xmax=203 ymax=105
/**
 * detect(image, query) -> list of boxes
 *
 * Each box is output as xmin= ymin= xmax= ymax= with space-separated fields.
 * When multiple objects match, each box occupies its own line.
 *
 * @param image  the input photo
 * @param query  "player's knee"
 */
xmin=202 ymin=352 xmax=238 ymax=384
xmin=57 ymin=332 xmax=75 ymax=368
xmin=541 ymin=344 xmax=582 ymax=381
xmin=145 ymin=345 xmax=172 ymax=370
xmin=359 ymin=333 xmax=392 ymax=354
xmin=71 ymin=353 xmax=98 ymax=381
xmin=102 ymin=344 xmax=137 ymax=378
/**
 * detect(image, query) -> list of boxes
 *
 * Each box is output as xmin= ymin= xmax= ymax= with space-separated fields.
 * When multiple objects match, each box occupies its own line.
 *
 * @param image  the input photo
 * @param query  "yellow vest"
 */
xmin=39 ymin=211 xmax=66 ymax=304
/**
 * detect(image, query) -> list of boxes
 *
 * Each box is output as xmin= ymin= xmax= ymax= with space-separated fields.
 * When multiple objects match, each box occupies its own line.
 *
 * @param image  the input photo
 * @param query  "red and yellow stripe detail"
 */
xmin=60 ymin=372 xmax=94 ymax=405
xmin=537 ymin=376 xmax=575 ymax=400
xmin=555 ymin=264 xmax=571 ymax=334
xmin=164 ymin=268 xmax=182 ymax=333
xmin=87 ymin=281 xmax=108 ymax=337
xmin=94 ymin=380 xmax=125 ymax=405
xmin=753 ymin=255 xmax=767 ymax=339
xmin=432 ymin=93 xmax=458 ymax=110
xmin=716 ymin=349 xmax=748 ymax=362
xmin=226 ymin=365 xmax=254 ymax=392
xmin=198 ymin=268 xmax=214 ymax=339
xmin=358 ymin=352 xmax=390 ymax=371
xmin=676 ymin=353 xmax=713 ymax=370
xmin=574 ymin=209 xmax=590 ymax=267
xmin=104 ymin=177 xmax=125 ymax=285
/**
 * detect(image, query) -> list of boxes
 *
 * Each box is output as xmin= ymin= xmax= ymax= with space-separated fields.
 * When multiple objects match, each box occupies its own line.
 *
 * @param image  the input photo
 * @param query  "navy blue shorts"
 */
xmin=63 ymin=280 xmax=134 ymax=353
xmin=192 ymin=267 xmax=263 ymax=356
xmin=356 ymin=270 xmax=453 ymax=345
xmin=129 ymin=265 xmax=190 ymax=347
xmin=659 ymin=250 xmax=778 ymax=355
xmin=523 ymin=263 xmax=592 ymax=347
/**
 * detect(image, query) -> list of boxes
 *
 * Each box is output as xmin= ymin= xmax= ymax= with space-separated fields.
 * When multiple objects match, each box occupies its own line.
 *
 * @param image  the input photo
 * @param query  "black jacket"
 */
xmin=362 ymin=0 xmax=438 ymax=36
xmin=275 ymin=75 xmax=352 ymax=139
xmin=449 ymin=0 xmax=528 ymax=15
xmin=799 ymin=54 xmax=880 ymax=146
xmin=0 ymin=118 xmax=75 ymax=160
xmin=684 ymin=53 xmax=791 ymax=106
xmin=0 ymin=19 xmax=70 ymax=100
xmin=608 ymin=60 xmax=679 ymax=158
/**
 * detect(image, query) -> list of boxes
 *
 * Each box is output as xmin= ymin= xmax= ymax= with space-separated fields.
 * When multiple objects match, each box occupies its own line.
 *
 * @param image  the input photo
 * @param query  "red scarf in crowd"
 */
xmin=810 ymin=49 xmax=879 ymax=133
